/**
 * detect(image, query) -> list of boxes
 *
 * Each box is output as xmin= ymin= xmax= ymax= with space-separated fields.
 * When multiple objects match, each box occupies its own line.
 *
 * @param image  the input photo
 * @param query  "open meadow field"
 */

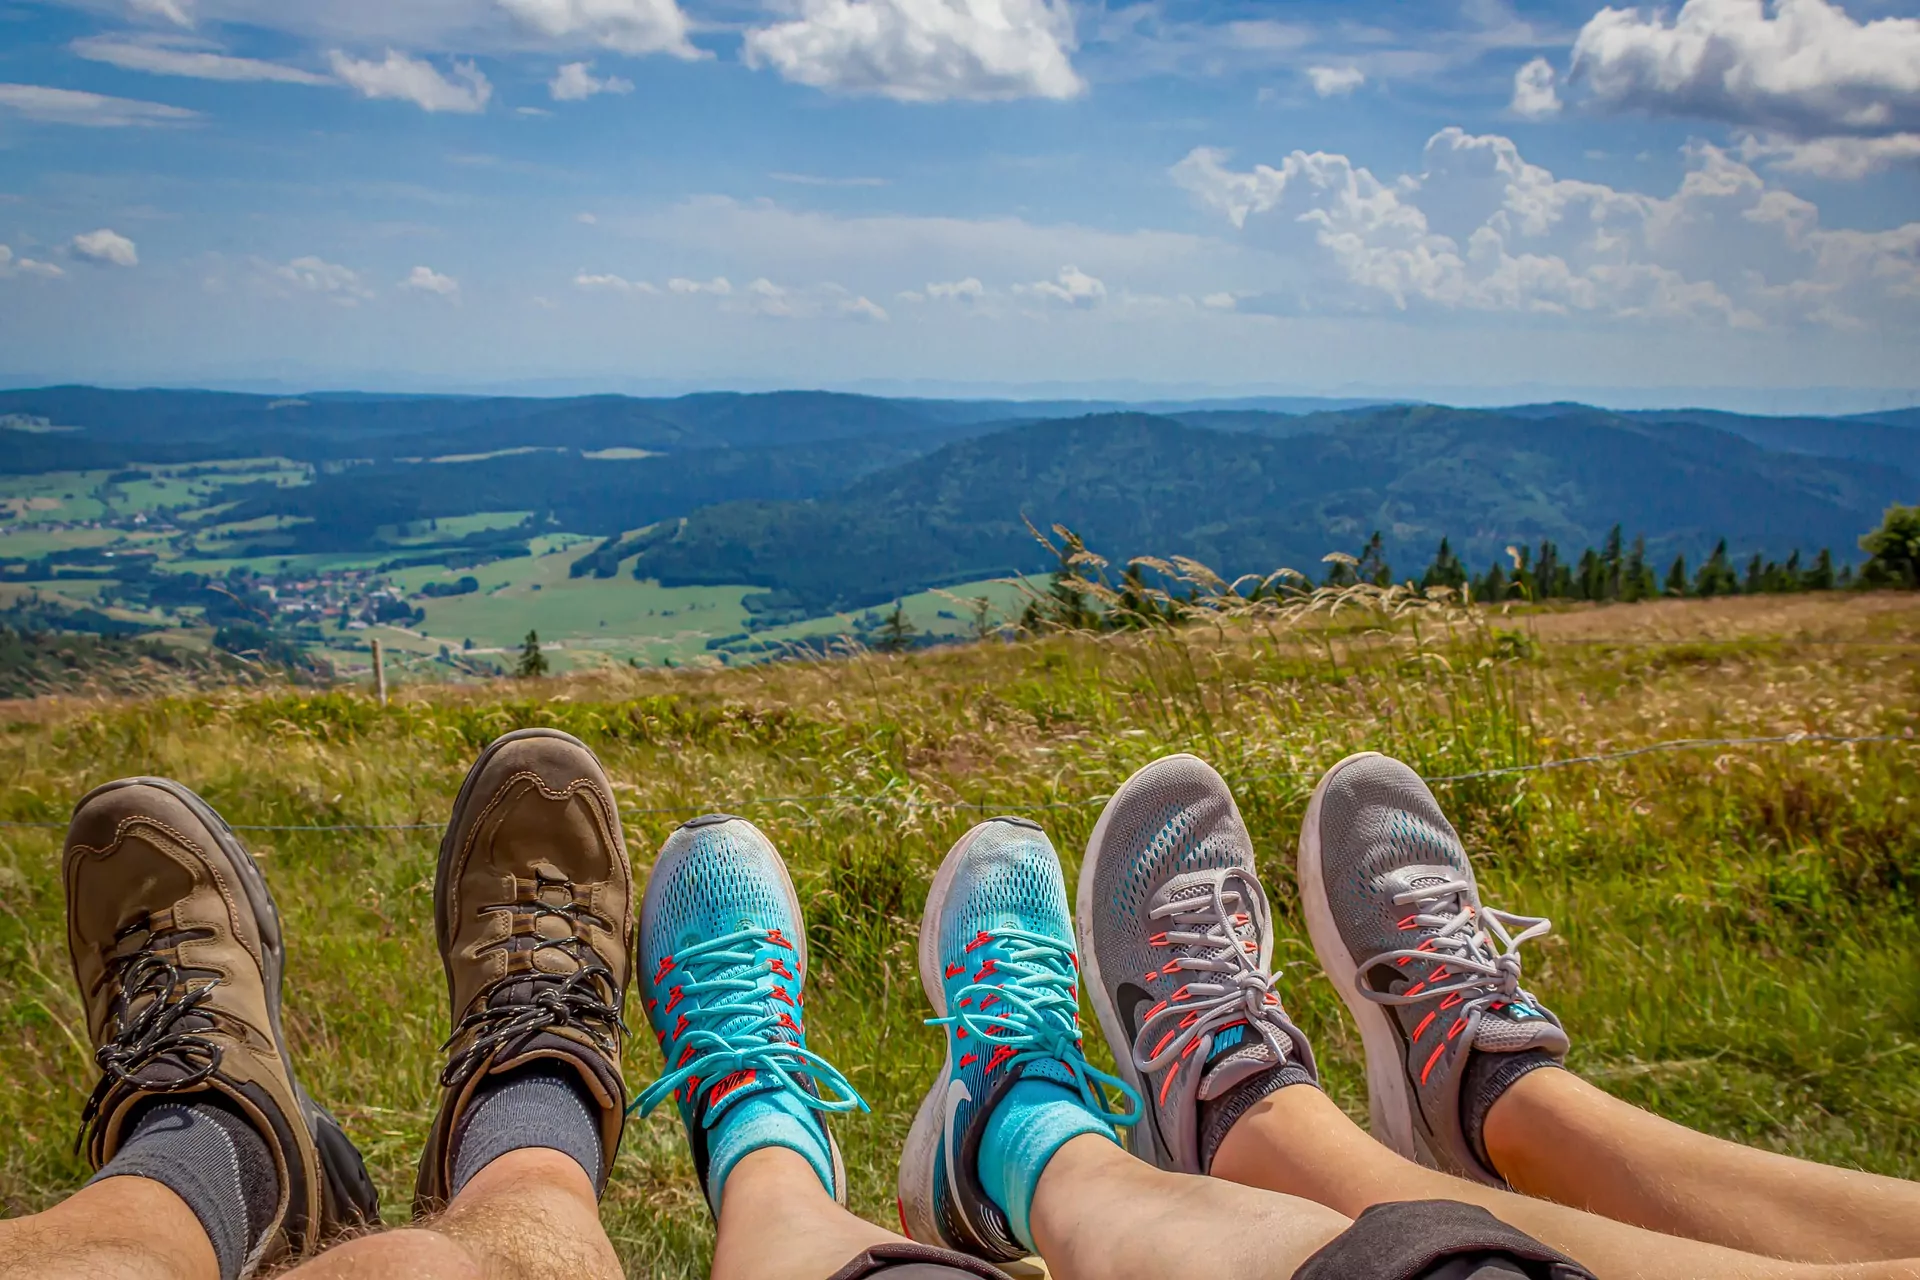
xmin=2 ymin=592 xmax=1916 ymax=1276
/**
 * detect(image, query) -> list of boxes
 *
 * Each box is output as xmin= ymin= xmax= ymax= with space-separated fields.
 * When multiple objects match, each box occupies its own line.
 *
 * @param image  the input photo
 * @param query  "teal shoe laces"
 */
xmin=930 ymin=926 xmax=1141 ymax=1128
xmin=632 ymin=927 xmax=867 ymax=1123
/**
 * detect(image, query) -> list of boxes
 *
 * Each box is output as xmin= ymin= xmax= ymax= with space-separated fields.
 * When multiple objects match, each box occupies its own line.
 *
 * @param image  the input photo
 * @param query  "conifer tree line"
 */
xmin=1326 ymin=504 xmax=1920 ymax=602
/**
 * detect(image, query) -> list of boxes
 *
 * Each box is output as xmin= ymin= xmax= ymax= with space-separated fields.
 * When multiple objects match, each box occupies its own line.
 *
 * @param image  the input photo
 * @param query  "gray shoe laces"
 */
xmin=1132 ymin=868 xmax=1292 ymax=1078
xmin=1356 ymin=877 xmax=1552 ymax=1016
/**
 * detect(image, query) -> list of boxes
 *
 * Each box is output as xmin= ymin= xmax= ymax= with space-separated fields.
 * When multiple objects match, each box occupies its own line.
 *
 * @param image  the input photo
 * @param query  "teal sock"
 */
xmin=705 ymin=1087 xmax=835 ymax=1212
xmin=976 ymin=1078 xmax=1117 ymax=1251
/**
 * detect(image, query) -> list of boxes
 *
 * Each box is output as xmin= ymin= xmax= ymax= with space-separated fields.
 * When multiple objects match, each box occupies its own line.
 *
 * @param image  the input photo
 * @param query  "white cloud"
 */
xmin=1742 ymin=130 xmax=1920 ymax=178
xmin=743 ymin=0 xmax=1083 ymax=102
xmin=0 ymin=245 xmax=66 ymax=279
xmin=668 ymin=276 xmax=732 ymax=295
xmin=327 ymin=51 xmax=492 ymax=113
xmin=1173 ymin=128 xmax=1920 ymax=330
xmin=926 ymin=276 xmax=985 ymax=300
xmin=270 ymin=255 xmax=373 ymax=304
xmin=550 ymin=61 xmax=634 ymax=99
xmin=402 ymin=265 xmax=459 ymax=295
xmin=1202 ymin=291 xmax=1236 ymax=309
xmin=574 ymin=271 xmax=657 ymax=292
xmin=71 ymin=35 xmax=332 ymax=84
xmin=1570 ymin=0 xmax=1920 ymax=140
xmin=0 ymin=83 xmax=200 ymax=126
xmin=1015 ymin=264 xmax=1106 ymax=306
xmin=128 ymin=0 xmax=193 ymax=25
xmin=499 ymin=0 xmax=698 ymax=58
xmin=71 ymin=229 xmax=140 ymax=267
xmin=1307 ymin=65 xmax=1364 ymax=97
xmin=1511 ymin=56 xmax=1560 ymax=118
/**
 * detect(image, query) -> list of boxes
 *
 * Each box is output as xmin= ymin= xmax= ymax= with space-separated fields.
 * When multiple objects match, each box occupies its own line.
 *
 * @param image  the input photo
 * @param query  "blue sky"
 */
xmin=1 ymin=0 xmax=1917 ymax=406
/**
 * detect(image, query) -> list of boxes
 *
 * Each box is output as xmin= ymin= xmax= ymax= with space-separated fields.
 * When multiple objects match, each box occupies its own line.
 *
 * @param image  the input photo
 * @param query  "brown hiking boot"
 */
xmin=64 ymin=778 xmax=380 ymax=1267
xmin=414 ymin=728 xmax=633 ymax=1215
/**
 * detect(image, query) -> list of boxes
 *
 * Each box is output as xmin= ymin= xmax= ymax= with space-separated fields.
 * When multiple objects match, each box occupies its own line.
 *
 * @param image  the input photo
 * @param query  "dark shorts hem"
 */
xmin=1293 ymin=1200 xmax=1598 ymax=1280
xmin=826 ymin=1241 xmax=1010 ymax=1280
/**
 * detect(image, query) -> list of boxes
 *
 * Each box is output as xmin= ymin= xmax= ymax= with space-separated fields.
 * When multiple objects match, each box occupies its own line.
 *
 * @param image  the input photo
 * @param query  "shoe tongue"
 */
xmin=1195 ymin=1022 xmax=1286 ymax=1101
xmin=1469 ymin=1001 xmax=1570 ymax=1056
xmin=702 ymin=1065 xmax=788 ymax=1122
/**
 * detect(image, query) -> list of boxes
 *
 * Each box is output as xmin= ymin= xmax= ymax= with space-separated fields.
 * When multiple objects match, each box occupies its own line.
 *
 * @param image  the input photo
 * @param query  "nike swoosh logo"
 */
xmin=1116 ymin=981 xmax=1173 ymax=1159
xmin=943 ymin=1076 xmax=976 ymax=1241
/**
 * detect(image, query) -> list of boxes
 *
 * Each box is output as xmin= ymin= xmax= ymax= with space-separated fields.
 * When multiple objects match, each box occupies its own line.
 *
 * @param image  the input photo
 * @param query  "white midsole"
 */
xmin=898 ymin=819 xmax=993 ymax=1243
xmin=1297 ymin=749 xmax=1420 ymax=1161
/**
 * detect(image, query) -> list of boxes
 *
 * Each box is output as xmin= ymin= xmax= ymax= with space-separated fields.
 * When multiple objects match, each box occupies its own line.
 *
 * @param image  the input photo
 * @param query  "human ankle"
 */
xmin=1465 ymin=1050 xmax=1565 ymax=1180
xmin=975 ymin=1079 xmax=1118 ymax=1252
xmin=707 ymin=1085 xmax=837 ymax=1211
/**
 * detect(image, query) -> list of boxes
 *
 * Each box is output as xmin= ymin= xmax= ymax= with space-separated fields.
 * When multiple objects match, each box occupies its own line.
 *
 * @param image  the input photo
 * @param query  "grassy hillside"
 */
xmin=1 ymin=593 xmax=1915 ymax=1275
xmin=629 ymin=408 xmax=1913 ymax=614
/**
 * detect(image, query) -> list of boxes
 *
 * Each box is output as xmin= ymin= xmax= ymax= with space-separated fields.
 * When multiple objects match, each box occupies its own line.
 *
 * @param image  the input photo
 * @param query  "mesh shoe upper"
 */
xmin=1310 ymin=753 xmax=1566 ymax=1183
xmin=1078 ymin=754 xmax=1316 ymax=1174
xmin=902 ymin=819 xmax=1137 ymax=1263
xmin=634 ymin=815 xmax=862 ymax=1213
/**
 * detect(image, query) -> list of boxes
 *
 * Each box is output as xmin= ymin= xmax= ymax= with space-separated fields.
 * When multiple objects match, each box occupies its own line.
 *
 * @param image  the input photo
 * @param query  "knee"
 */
xmin=287 ymin=1228 xmax=484 ymax=1280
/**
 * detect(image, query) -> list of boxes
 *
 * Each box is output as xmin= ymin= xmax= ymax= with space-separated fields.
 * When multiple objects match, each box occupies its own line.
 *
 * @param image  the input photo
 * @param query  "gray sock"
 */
xmin=91 ymin=1096 xmax=278 ymax=1280
xmin=449 ymin=1063 xmax=605 ymax=1198
xmin=1462 ymin=1049 xmax=1563 ymax=1178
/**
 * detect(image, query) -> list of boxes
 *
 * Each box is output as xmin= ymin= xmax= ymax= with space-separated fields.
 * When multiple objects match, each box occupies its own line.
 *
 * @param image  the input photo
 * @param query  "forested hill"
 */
xmin=626 ymin=407 xmax=1916 ymax=615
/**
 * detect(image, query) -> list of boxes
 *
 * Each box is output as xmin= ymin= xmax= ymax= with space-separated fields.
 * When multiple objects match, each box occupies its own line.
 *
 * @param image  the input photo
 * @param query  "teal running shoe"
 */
xmin=633 ymin=814 xmax=865 ymax=1213
xmin=898 ymin=818 xmax=1139 ymax=1262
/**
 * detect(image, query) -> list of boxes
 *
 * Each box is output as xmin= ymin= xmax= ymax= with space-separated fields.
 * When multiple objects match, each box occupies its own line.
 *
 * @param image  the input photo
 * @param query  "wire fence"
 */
xmin=0 ymin=731 xmax=1910 ymax=833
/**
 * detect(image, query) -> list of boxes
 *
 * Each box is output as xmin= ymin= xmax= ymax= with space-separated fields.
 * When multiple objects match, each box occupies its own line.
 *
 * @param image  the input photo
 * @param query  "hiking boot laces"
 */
xmin=78 ymin=916 xmax=224 ymax=1149
xmin=1133 ymin=869 xmax=1293 ymax=1081
xmin=932 ymin=927 xmax=1140 ymax=1127
xmin=441 ymin=870 xmax=627 ymax=1090
xmin=632 ymin=927 xmax=866 ymax=1122
xmin=1355 ymin=877 xmax=1552 ymax=1024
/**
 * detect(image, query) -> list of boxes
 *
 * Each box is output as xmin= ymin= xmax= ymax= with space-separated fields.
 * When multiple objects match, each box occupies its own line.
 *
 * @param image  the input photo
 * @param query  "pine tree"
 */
xmin=1664 ymin=554 xmax=1689 ymax=597
xmin=1805 ymin=548 xmax=1836 ymax=591
xmin=1576 ymin=547 xmax=1602 ymax=601
xmin=1602 ymin=525 xmax=1625 ymax=600
xmin=1356 ymin=531 xmax=1392 ymax=587
xmin=1476 ymin=560 xmax=1509 ymax=603
xmin=1623 ymin=536 xmax=1654 ymax=603
xmin=1534 ymin=541 xmax=1562 ymax=600
xmin=876 ymin=603 xmax=918 ymax=652
xmin=1421 ymin=538 xmax=1467 ymax=591
xmin=1744 ymin=553 xmax=1765 ymax=594
xmin=515 ymin=629 xmax=549 ymax=678
xmin=1695 ymin=540 xmax=1737 ymax=597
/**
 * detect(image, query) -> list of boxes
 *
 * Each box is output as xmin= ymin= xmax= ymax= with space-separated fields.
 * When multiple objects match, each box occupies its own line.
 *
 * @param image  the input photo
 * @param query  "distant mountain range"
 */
xmin=3 ymin=385 xmax=1913 ymax=618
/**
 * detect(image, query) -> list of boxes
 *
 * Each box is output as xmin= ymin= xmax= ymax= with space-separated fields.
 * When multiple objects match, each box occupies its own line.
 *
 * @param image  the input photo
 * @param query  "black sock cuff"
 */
xmin=1199 ymin=1063 xmax=1318 ymax=1175
xmin=1463 ymin=1052 xmax=1563 ymax=1180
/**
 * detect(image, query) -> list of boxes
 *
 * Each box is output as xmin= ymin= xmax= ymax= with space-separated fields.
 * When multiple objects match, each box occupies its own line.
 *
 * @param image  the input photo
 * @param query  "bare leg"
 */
xmin=285 ymin=1148 xmax=619 ymax=1280
xmin=717 ymin=1137 xmax=1348 ymax=1280
xmin=1030 ymin=1134 xmax=1352 ymax=1280
xmin=0 ymin=1177 xmax=218 ymax=1280
xmin=1486 ymin=1069 xmax=1920 ymax=1265
xmin=712 ymin=1149 xmax=908 ymax=1280
xmin=1213 ymin=1084 xmax=1920 ymax=1280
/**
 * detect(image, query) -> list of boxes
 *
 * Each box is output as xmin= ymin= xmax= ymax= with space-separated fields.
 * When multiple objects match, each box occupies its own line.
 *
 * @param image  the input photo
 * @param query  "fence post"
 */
xmin=371 ymin=637 xmax=388 ymax=707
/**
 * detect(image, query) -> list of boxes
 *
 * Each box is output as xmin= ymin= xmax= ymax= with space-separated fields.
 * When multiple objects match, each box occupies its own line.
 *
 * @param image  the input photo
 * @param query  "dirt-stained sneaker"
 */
xmin=899 ymin=818 xmax=1139 ymax=1264
xmin=415 ymin=728 xmax=634 ymax=1214
xmin=633 ymin=815 xmax=864 ymax=1215
xmin=1075 ymin=754 xmax=1318 ymax=1175
xmin=64 ymin=778 xmax=379 ymax=1266
xmin=1299 ymin=751 xmax=1567 ymax=1185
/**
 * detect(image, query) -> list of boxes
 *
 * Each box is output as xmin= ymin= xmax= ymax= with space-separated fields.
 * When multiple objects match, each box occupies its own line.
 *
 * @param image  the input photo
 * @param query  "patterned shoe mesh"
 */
xmin=1314 ymin=754 xmax=1566 ymax=1178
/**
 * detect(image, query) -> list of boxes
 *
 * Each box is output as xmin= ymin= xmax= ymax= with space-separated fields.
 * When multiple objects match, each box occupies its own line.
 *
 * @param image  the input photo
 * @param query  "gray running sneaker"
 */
xmin=1299 ymin=751 xmax=1567 ymax=1185
xmin=1075 ymin=754 xmax=1317 ymax=1175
